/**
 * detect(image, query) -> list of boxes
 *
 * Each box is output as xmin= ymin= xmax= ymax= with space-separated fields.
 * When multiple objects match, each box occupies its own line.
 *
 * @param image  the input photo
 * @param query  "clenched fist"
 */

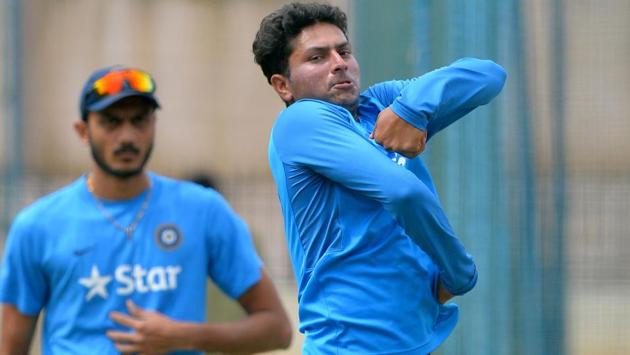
xmin=370 ymin=107 xmax=427 ymax=158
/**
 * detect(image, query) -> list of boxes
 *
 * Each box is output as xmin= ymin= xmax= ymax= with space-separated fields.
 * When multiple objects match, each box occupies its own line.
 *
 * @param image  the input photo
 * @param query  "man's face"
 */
xmin=274 ymin=22 xmax=361 ymax=113
xmin=85 ymin=97 xmax=156 ymax=179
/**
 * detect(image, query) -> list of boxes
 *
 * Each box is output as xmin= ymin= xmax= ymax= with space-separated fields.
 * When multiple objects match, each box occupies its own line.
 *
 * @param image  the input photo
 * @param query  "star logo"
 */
xmin=79 ymin=265 xmax=112 ymax=301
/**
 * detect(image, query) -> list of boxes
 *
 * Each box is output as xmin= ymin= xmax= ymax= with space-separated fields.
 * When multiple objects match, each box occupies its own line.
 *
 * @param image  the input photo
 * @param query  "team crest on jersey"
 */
xmin=155 ymin=224 xmax=183 ymax=251
xmin=392 ymin=154 xmax=407 ymax=167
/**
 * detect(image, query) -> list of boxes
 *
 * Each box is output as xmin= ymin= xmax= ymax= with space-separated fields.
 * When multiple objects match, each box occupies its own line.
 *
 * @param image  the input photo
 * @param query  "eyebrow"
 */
xmin=303 ymin=40 xmax=351 ymax=54
xmin=100 ymin=107 xmax=151 ymax=121
xmin=304 ymin=40 xmax=350 ymax=52
xmin=100 ymin=112 xmax=121 ymax=121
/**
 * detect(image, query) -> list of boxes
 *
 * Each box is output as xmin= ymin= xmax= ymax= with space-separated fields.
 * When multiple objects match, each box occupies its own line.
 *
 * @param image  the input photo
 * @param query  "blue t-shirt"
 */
xmin=268 ymin=58 xmax=506 ymax=354
xmin=0 ymin=173 xmax=262 ymax=355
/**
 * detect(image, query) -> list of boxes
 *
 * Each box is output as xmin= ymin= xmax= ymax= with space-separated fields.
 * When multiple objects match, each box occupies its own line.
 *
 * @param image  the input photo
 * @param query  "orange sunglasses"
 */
xmin=92 ymin=68 xmax=155 ymax=96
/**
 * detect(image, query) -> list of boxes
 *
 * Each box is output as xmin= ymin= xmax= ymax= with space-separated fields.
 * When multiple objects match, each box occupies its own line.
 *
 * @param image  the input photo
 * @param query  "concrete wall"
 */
xmin=12 ymin=0 xmax=349 ymax=179
xmin=524 ymin=0 xmax=630 ymax=176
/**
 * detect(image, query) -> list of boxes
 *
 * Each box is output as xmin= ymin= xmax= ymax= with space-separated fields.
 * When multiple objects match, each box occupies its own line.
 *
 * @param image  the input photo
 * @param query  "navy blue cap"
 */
xmin=79 ymin=65 xmax=160 ymax=120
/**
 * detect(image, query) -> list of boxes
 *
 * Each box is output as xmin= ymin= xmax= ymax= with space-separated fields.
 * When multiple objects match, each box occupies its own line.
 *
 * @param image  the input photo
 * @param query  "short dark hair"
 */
xmin=252 ymin=2 xmax=348 ymax=84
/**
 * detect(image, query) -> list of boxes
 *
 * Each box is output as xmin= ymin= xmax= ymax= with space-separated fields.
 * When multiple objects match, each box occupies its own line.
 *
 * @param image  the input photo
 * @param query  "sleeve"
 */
xmin=273 ymin=100 xmax=477 ymax=295
xmin=0 ymin=213 xmax=49 ymax=315
xmin=365 ymin=57 xmax=507 ymax=139
xmin=204 ymin=192 xmax=263 ymax=299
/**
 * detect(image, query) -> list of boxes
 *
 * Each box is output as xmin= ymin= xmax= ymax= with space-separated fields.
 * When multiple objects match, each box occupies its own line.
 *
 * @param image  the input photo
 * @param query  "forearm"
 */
xmin=391 ymin=58 xmax=507 ymax=136
xmin=171 ymin=309 xmax=291 ymax=353
xmin=0 ymin=305 xmax=38 ymax=355
xmin=384 ymin=180 xmax=477 ymax=295
xmin=0 ymin=334 xmax=32 ymax=355
xmin=108 ymin=271 xmax=291 ymax=354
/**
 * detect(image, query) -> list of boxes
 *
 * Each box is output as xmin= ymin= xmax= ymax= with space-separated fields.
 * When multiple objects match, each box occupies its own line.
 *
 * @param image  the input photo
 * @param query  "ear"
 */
xmin=270 ymin=74 xmax=294 ymax=103
xmin=73 ymin=120 xmax=89 ymax=144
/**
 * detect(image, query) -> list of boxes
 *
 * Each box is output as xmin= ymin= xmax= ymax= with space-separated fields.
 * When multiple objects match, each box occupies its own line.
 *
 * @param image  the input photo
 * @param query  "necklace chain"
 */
xmin=86 ymin=175 xmax=151 ymax=239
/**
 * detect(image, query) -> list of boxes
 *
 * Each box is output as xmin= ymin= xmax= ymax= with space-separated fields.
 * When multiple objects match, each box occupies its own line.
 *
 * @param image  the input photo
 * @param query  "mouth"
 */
xmin=331 ymin=80 xmax=354 ymax=90
xmin=114 ymin=145 xmax=140 ymax=155
xmin=117 ymin=153 xmax=138 ymax=163
xmin=115 ymin=151 xmax=140 ymax=162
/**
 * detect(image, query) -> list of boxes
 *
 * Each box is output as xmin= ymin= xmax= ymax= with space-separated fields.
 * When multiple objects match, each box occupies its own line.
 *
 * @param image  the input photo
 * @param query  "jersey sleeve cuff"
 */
xmin=441 ymin=265 xmax=478 ymax=296
xmin=390 ymin=99 xmax=429 ymax=132
xmin=229 ymin=262 xmax=263 ymax=299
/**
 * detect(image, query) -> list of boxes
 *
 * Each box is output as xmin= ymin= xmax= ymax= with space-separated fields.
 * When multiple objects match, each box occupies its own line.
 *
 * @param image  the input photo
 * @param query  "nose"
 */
xmin=330 ymin=51 xmax=347 ymax=72
xmin=118 ymin=121 xmax=139 ymax=144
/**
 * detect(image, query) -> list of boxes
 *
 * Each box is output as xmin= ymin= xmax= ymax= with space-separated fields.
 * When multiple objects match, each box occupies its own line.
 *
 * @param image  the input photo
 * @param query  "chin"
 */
xmin=335 ymin=96 xmax=359 ymax=108
xmin=112 ymin=169 xmax=144 ymax=179
xmin=108 ymin=163 xmax=145 ymax=178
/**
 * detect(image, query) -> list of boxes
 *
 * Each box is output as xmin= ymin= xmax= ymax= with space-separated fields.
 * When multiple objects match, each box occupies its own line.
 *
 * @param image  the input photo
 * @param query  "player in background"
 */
xmin=0 ymin=66 xmax=292 ymax=354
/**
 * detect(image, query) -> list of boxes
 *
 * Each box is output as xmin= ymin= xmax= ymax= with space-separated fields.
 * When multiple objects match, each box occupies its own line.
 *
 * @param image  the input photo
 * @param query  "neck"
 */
xmin=346 ymin=102 xmax=359 ymax=119
xmin=87 ymin=170 xmax=150 ymax=200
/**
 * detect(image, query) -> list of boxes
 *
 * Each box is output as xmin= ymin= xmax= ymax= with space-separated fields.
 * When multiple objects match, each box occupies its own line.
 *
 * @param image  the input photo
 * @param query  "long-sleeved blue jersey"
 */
xmin=269 ymin=58 xmax=506 ymax=354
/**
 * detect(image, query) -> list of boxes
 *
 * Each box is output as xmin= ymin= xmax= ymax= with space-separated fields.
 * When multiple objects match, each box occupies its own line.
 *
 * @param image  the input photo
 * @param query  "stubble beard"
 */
xmin=339 ymin=97 xmax=359 ymax=117
xmin=331 ymin=92 xmax=360 ymax=117
xmin=89 ymin=140 xmax=153 ymax=180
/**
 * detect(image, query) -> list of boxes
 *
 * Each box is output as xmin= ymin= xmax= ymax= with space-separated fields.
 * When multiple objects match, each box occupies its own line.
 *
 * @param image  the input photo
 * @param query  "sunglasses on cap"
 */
xmin=92 ymin=68 xmax=155 ymax=96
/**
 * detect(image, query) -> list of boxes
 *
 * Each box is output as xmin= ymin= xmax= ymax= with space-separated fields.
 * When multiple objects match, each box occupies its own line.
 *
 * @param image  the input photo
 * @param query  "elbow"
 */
xmin=281 ymin=325 xmax=293 ymax=350
xmin=480 ymin=59 xmax=507 ymax=98
xmin=442 ymin=261 xmax=479 ymax=296
xmin=490 ymin=62 xmax=507 ymax=95
xmin=275 ymin=317 xmax=293 ymax=350
xmin=260 ymin=310 xmax=293 ymax=351
xmin=460 ymin=58 xmax=508 ymax=101
xmin=267 ymin=306 xmax=293 ymax=350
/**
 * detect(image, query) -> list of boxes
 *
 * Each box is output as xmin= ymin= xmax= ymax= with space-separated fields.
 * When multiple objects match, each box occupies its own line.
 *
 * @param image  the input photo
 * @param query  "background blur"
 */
xmin=1 ymin=0 xmax=629 ymax=354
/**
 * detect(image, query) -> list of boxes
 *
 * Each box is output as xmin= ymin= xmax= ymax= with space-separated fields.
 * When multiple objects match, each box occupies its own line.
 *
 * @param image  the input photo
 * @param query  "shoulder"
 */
xmin=150 ymin=174 xmax=230 ymax=211
xmin=284 ymin=98 xmax=348 ymax=116
xmin=17 ymin=179 xmax=84 ymax=222
xmin=363 ymin=80 xmax=405 ymax=96
xmin=9 ymin=178 xmax=85 ymax=234
xmin=271 ymin=99 xmax=356 ymax=146
xmin=275 ymin=99 xmax=352 ymax=130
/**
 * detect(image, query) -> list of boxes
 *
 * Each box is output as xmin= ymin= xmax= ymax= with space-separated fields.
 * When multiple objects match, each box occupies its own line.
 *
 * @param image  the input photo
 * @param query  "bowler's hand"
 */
xmin=437 ymin=279 xmax=454 ymax=304
xmin=370 ymin=107 xmax=427 ymax=158
xmin=107 ymin=299 xmax=179 ymax=354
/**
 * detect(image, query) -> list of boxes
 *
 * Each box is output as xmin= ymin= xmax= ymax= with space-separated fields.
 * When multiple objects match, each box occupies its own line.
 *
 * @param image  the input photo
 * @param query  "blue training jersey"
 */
xmin=268 ymin=58 xmax=506 ymax=354
xmin=0 ymin=173 xmax=262 ymax=355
